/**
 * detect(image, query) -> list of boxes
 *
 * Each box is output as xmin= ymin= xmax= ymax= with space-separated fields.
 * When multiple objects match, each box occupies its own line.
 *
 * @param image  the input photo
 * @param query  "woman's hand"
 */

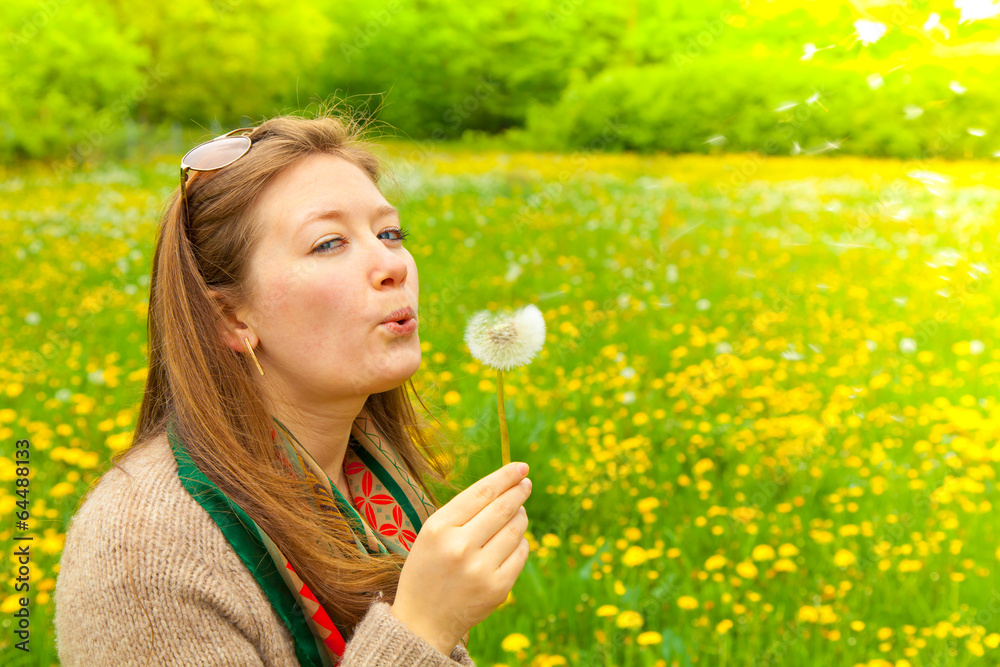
xmin=390 ymin=461 xmax=532 ymax=655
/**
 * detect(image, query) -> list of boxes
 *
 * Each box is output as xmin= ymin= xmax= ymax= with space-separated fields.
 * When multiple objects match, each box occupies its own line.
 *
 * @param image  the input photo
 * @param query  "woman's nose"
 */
xmin=370 ymin=239 xmax=408 ymax=289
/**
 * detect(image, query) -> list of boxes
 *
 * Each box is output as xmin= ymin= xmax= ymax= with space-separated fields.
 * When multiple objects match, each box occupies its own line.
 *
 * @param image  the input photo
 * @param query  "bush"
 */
xmin=517 ymin=57 xmax=1000 ymax=159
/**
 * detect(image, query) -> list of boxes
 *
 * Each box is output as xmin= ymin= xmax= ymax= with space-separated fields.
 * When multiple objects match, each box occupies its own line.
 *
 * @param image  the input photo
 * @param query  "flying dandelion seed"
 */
xmin=968 ymin=128 xmax=987 ymax=136
xmin=775 ymin=101 xmax=800 ymax=112
xmin=950 ymin=80 xmax=967 ymax=94
xmin=955 ymin=0 xmax=1000 ymax=24
xmin=465 ymin=304 xmax=546 ymax=466
xmin=903 ymin=104 xmax=925 ymax=120
xmin=854 ymin=19 xmax=888 ymax=46
xmin=908 ymin=170 xmax=951 ymax=185
xmin=801 ymin=43 xmax=834 ymax=61
xmin=704 ymin=134 xmax=727 ymax=146
xmin=866 ymin=73 xmax=884 ymax=90
xmin=923 ymin=12 xmax=951 ymax=38
xmin=899 ymin=338 xmax=917 ymax=354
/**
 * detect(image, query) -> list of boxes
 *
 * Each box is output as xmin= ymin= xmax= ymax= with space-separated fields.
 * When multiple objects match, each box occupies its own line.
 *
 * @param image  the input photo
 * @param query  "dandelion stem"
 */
xmin=497 ymin=369 xmax=510 ymax=466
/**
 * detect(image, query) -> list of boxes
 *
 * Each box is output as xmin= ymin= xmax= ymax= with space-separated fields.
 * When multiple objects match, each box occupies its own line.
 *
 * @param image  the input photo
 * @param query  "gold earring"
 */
xmin=244 ymin=337 xmax=265 ymax=376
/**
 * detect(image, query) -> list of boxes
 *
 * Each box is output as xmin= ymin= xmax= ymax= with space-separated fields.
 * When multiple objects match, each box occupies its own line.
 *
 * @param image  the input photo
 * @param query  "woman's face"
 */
xmin=239 ymin=153 xmax=420 ymax=401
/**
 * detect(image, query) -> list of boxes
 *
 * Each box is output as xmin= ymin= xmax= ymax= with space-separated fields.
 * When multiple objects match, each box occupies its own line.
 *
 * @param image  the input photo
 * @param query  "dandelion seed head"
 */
xmin=464 ymin=303 xmax=546 ymax=371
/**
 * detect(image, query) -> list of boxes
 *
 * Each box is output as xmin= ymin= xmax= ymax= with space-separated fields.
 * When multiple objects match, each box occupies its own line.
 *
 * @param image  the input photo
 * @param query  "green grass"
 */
xmin=3 ymin=146 xmax=1000 ymax=666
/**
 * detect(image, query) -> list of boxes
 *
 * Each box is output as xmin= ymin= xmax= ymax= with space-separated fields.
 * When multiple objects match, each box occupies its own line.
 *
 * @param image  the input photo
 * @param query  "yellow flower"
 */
xmin=637 ymin=497 xmax=660 ymax=513
xmin=751 ymin=544 xmax=776 ymax=561
xmin=705 ymin=554 xmax=727 ymax=571
xmin=501 ymin=633 xmax=531 ymax=652
xmin=693 ymin=458 xmax=715 ymax=475
xmin=778 ymin=543 xmax=799 ymax=557
xmin=736 ymin=561 xmax=758 ymax=578
xmin=797 ymin=606 xmax=819 ymax=623
xmin=677 ymin=596 xmax=699 ymax=610
xmin=49 ymin=482 xmax=75 ymax=498
xmin=615 ymin=610 xmax=644 ymax=629
xmin=596 ymin=604 xmax=619 ymax=618
xmin=541 ymin=534 xmax=561 ymax=548
xmin=716 ymin=619 xmax=734 ymax=634
xmin=633 ymin=412 xmax=650 ymax=426
xmin=833 ymin=549 xmax=857 ymax=568
xmin=637 ymin=631 xmax=662 ymax=646
xmin=622 ymin=545 xmax=648 ymax=567
xmin=773 ymin=558 xmax=798 ymax=573
xmin=850 ymin=620 xmax=866 ymax=632
xmin=444 ymin=390 xmax=461 ymax=406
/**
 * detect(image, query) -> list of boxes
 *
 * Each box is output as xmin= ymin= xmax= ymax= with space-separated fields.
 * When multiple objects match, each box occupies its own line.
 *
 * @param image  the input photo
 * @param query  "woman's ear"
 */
xmin=206 ymin=289 xmax=257 ymax=353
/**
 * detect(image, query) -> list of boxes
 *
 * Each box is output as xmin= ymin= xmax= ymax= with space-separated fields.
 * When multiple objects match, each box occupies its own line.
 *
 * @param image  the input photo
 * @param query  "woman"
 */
xmin=53 ymin=113 xmax=534 ymax=666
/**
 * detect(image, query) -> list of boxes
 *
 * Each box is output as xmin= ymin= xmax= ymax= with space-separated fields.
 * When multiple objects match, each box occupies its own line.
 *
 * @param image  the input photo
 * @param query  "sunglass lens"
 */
xmin=182 ymin=136 xmax=252 ymax=171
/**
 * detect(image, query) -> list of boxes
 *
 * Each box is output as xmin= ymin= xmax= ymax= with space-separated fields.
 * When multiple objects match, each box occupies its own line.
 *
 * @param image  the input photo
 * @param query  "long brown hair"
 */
xmin=118 ymin=109 xmax=459 ymax=634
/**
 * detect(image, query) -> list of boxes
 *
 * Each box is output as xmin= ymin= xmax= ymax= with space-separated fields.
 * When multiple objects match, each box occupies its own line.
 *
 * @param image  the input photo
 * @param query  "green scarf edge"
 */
xmin=166 ymin=416 xmax=325 ymax=667
xmin=351 ymin=443 xmax=425 ymax=535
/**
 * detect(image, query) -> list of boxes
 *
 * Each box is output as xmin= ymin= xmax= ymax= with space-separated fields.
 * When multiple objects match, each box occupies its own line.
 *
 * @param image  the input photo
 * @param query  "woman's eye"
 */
xmin=312 ymin=227 xmax=410 ymax=254
xmin=312 ymin=238 xmax=343 ymax=254
xmin=380 ymin=226 xmax=411 ymax=242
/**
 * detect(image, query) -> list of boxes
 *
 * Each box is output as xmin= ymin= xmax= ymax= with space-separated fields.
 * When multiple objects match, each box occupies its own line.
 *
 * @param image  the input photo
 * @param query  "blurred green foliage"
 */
xmin=2 ymin=0 xmax=999 ymax=162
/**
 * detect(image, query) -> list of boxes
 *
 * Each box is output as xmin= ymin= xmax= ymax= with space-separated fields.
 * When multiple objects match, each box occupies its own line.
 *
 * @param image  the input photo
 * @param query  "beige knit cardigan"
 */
xmin=54 ymin=433 xmax=476 ymax=666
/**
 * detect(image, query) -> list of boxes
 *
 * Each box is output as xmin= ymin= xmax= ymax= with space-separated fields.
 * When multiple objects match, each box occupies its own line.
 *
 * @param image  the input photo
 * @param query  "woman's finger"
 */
xmin=433 ymin=462 xmax=529 ymax=527
xmin=495 ymin=535 xmax=531 ymax=584
xmin=480 ymin=505 xmax=529 ymax=569
xmin=463 ymin=477 xmax=531 ymax=550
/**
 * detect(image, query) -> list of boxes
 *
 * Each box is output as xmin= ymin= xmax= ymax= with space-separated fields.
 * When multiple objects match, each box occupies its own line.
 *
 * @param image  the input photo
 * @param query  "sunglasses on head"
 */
xmin=179 ymin=127 xmax=255 ymax=221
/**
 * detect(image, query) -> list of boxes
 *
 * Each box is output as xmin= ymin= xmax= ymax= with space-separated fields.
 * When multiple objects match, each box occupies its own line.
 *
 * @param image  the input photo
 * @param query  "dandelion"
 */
xmin=596 ymin=604 xmax=619 ymax=618
xmin=752 ymin=544 xmax=776 ymax=561
xmin=677 ymin=596 xmax=699 ymax=610
xmin=616 ymin=610 xmax=644 ymax=629
xmin=464 ymin=303 xmax=546 ymax=466
xmin=705 ymin=554 xmax=727 ymax=570
xmin=834 ymin=549 xmax=857 ymax=568
xmin=623 ymin=546 xmax=649 ymax=567
xmin=637 ymin=631 xmax=662 ymax=646
xmin=501 ymin=632 xmax=531 ymax=652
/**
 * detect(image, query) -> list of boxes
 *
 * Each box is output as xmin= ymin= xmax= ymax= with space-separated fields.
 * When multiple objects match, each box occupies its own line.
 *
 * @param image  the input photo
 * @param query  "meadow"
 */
xmin=3 ymin=144 xmax=1000 ymax=666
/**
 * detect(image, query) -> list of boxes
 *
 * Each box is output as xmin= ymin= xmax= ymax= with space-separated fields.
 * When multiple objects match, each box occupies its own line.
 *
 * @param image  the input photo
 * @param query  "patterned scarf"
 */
xmin=166 ymin=409 xmax=438 ymax=667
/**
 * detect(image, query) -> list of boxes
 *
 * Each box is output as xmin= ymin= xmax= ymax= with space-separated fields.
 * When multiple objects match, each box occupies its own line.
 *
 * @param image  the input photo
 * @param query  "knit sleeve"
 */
xmin=54 ymin=447 xmax=301 ymax=666
xmin=338 ymin=598 xmax=476 ymax=666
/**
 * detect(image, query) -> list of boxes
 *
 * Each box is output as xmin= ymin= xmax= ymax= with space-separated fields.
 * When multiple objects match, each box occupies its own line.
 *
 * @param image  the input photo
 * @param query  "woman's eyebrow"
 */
xmin=295 ymin=204 xmax=400 ymax=237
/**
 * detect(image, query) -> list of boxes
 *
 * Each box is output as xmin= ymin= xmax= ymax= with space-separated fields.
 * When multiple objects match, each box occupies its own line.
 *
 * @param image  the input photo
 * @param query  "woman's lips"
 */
xmin=380 ymin=317 xmax=417 ymax=335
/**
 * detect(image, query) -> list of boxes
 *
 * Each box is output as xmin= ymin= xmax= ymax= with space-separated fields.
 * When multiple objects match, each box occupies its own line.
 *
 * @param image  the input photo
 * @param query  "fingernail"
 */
xmin=517 ymin=462 xmax=529 ymax=475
